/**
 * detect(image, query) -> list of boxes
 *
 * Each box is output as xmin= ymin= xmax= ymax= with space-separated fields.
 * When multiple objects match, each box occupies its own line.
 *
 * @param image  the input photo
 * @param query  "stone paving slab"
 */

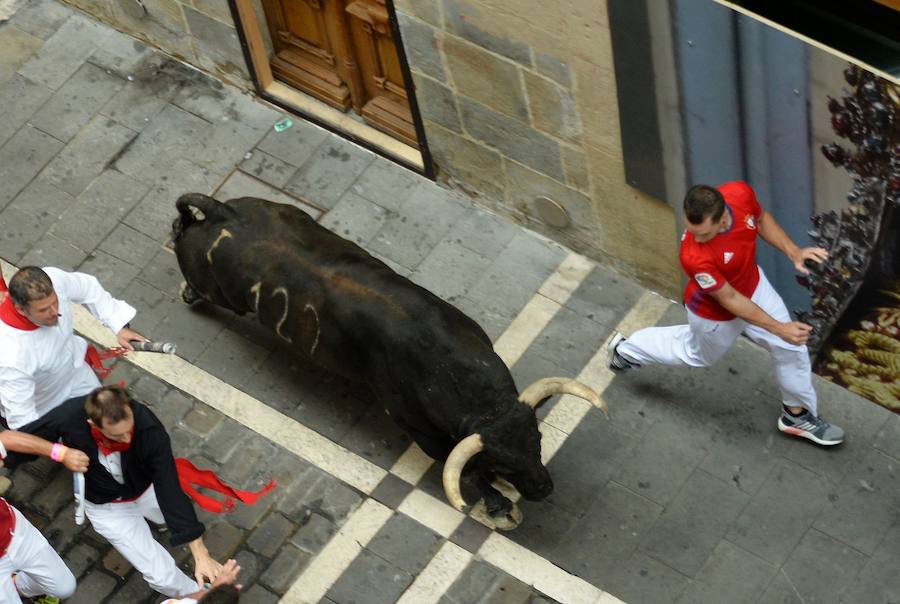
xmin=0 ymin=5 xmax=897 ymax=604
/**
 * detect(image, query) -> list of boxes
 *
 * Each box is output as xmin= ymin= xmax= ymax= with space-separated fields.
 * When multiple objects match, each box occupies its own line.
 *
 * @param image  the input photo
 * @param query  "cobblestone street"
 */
xmin=0 ymin=3 xmax=898 ymax=603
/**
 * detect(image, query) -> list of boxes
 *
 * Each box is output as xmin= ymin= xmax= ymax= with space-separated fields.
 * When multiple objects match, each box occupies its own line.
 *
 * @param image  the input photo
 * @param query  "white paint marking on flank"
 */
xmin=280 ymin=498 xmax=393 ymax=604
xmin=395 ymin=540 xmax=472 ymax=604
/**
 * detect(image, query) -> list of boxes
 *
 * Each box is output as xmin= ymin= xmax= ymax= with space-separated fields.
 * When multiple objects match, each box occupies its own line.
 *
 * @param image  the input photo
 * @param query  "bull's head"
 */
xmin=442 ymin=378 xmax=607 ymax=529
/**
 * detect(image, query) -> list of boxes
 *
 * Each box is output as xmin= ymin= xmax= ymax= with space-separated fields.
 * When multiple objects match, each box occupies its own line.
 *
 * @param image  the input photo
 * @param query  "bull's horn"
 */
xmin=442 ymin=433 xmax=484 ymax=512
xmin=519 ymin=377 xmax=608 ymax=417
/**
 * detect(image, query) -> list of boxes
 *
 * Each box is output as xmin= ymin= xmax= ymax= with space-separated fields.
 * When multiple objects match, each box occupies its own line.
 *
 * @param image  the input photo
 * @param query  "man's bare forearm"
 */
xmin=713 ymin=287 xmax=781 ymax=333
xmin=0 ymin=430 xmax=57 ymax=458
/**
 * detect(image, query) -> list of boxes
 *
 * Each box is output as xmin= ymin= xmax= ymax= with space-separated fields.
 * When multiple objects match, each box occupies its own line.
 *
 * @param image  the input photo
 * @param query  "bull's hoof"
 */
xmin=490 ymin=503 xmax=523 ymax=530
xmin=179 ymin=281 xmax=200 ymax=304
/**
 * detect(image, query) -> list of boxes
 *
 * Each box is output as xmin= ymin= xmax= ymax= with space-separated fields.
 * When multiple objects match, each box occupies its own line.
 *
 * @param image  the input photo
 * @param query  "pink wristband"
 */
xmin=50 ymin=443 xmax=67 ymax=463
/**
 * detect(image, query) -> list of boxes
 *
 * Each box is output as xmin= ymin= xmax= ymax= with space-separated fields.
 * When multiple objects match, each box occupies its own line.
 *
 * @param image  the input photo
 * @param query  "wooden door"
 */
xmin=260 ymin=0 xmax=418 ymax=147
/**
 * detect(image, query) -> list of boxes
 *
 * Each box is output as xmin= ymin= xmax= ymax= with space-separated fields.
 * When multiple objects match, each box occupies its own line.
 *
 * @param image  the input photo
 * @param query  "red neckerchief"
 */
xmin=90 ymin=425 xmax=134 ymax=455
xmin=176 ymin=458 xmax=277 ymax=513
xmin=0 ymin=296 xmax=38 ymax=331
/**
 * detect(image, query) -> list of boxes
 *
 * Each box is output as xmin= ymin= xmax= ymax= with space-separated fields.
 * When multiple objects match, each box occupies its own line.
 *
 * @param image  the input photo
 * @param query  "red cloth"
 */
xmin=0 ymin=296 xmax=37 ymax=330
xmin=0 ymin=270 xmax=6 ymax=292
xmin=175 ymin=458 xmax=277 ymax=513
xmin=680 ymin=181 xmax=762 ymax=321
xmin=0 ymin=498 xmax=15 ymax=558
xmin=90 ymin=424 xmax=134 ymax=456
xmin=84 ymin=345 xmax=127 ymax=379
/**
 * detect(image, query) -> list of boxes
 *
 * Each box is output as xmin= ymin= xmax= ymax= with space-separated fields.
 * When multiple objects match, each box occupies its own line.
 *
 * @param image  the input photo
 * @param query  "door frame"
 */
xmin=228 ymin=0 xmax=434 ymax=177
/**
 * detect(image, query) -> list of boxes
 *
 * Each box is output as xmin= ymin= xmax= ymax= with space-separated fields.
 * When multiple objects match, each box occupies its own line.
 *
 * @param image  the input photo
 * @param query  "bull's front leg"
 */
xmin=470 ymin=462 xmax=523 ymax=530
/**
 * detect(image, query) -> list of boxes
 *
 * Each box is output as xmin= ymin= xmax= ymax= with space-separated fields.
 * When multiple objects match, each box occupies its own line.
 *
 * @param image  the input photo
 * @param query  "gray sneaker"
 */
xmin=777 ymin=409 xmax=845 ymax=446
xmin=607 ymin=332 xmax=638 ymax=373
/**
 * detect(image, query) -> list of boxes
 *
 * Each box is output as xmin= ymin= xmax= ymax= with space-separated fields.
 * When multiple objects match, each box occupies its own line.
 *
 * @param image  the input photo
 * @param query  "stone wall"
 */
xmin=59 ymin=0 xmax=680 ymax=294
xmin=394 ymin=0 xmax=680 ymax=294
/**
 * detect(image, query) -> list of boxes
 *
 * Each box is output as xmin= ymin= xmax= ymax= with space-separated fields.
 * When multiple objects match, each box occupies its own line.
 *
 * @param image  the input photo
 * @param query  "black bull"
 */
xmin=172 ymin=193 xmax=606 ymax=528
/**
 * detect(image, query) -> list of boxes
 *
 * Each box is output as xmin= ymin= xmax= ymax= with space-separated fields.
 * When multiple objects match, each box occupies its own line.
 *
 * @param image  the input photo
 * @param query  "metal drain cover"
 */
xmin=533 ymin=196 xmax=570 ymax=229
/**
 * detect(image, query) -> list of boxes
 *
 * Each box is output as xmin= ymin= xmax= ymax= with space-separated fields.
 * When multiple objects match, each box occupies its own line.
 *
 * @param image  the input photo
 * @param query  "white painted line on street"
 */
xmin=537 ymin=252 xmax=595 ymax=307
xmin=388 ymin=442 xmax=433 ymax=485
xmin=541 ymin=291 xmax=673 ymax=452
xmin=395 ymin=541 xmax=472 ymax=604
xmin=280 ymin=498 xmax=393 ymax=604
xmin=396 ymin=488 xmax=465 ymax=538
xmin=479 ymin=532 xmax=602 ymax=604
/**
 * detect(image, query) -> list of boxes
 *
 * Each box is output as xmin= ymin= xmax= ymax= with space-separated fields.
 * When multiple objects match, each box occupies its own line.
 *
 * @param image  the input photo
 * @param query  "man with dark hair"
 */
xmin=608 ymin=181 xmax=846 ymax=446
xmin=0 ymin=266 xmax=145 ymax=428
xmin=0 ymin=428 xmax=89 ymax=603
xmin=8 ymin=386 xmax=223 ymax=597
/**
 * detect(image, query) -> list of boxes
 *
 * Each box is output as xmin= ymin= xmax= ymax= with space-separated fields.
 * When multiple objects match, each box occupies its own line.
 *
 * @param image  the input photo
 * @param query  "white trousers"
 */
xmin=84 ymin=486 xmax=197 ymax=597
xmin=0 ymin=506 xmax=76 ymax=603
xmin=617 ymin=269 xmax=817 ymax=414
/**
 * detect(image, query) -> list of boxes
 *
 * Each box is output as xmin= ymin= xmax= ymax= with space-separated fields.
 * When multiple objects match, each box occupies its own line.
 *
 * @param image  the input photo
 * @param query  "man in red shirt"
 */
xmin=608 ymin=182 xmax=845 ymax=446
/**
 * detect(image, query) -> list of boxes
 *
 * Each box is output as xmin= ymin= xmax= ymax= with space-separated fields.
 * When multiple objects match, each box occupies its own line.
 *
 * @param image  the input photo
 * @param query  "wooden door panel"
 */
xmin=261 ymin=0 xmax=352 ymax=109
xmin=261 ymin=0 xmax=419 ymax=147
xmin=345 ymin=0 xmax=417 ymax=146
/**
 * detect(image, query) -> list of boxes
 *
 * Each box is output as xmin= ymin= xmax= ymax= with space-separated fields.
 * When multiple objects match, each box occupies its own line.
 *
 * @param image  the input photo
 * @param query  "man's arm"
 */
xmin=143 ymin=421 xmax=222 ymax=586
xmin=44 ymin=268 xmax=146 ymax=349
xmin=711 ymin=283 xmax=812 ymax=345
xmin=0 ymin=365 xmax=39 ymax=430
xmin=0 ymin=430 xmax=89 ymax=472
xmin=757 ymin=210 xmax=827 ymax=275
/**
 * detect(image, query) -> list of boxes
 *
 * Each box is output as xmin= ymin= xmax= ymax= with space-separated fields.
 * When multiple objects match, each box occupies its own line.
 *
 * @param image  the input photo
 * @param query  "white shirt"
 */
xmin=98 ymin=451 xmax=125 ymax=484
xmin=0 ymin=268 xmax=136 ymax=428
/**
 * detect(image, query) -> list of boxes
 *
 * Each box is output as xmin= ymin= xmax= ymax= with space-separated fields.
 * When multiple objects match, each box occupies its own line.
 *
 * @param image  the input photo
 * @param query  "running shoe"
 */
xmin=607 ymin=331 xmax=638 ymax=373
xmin=778 ymin=409 xmax=845 ymax=446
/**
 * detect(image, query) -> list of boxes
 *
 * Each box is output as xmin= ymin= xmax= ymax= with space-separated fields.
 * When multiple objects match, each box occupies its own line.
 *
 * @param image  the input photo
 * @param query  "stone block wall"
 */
xmin=58 ymin=0 xmax=680 ymax=293
xmin=395 ymin=0 xmax=679 ymax=293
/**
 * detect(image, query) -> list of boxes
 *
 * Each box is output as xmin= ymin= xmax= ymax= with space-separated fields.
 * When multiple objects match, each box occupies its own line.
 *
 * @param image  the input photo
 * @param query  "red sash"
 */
xmin=0 ymin=296 xmax=37 ymax=330
xmin=176 ymin=458 xmax=277 ymax=513
xmin=0 ymin=499 xmax=15 ymax=558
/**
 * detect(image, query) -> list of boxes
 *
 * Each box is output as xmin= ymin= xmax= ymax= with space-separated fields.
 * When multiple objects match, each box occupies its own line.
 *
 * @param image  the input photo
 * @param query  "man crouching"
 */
xmin=6 ymin=385 xmax=222 ymax=597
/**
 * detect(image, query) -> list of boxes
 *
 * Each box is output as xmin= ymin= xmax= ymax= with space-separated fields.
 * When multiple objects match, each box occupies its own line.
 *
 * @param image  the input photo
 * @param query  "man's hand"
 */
xmin=790 ymin=247 xmax=828 ymax=275
xmin=188 ymin=538 xmax=223 ymax=587
xmin=211 ymin=558 xmax=241 ymax=589
xmin=63 ymin=448 xmax=90 ymax=472
xmin=775 ymin=321 xmax=813 ymax=346
xmin=116 ymin=326 xmax=147 ymax=351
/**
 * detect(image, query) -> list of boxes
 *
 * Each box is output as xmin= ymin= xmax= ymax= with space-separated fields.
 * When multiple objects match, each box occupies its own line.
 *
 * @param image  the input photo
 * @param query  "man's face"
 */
xmin=17 ymin=292 xmax=60 ymax=327
xmin=685 ymin=213 xmax=727 ymax=243
xmin=98 ymin=406 xmax=135 ymax=443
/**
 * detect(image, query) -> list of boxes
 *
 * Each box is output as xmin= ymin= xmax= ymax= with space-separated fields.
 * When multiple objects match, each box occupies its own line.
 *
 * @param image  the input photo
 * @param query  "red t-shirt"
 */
xmin=680 ymin=181 xmax=762 ymax=321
